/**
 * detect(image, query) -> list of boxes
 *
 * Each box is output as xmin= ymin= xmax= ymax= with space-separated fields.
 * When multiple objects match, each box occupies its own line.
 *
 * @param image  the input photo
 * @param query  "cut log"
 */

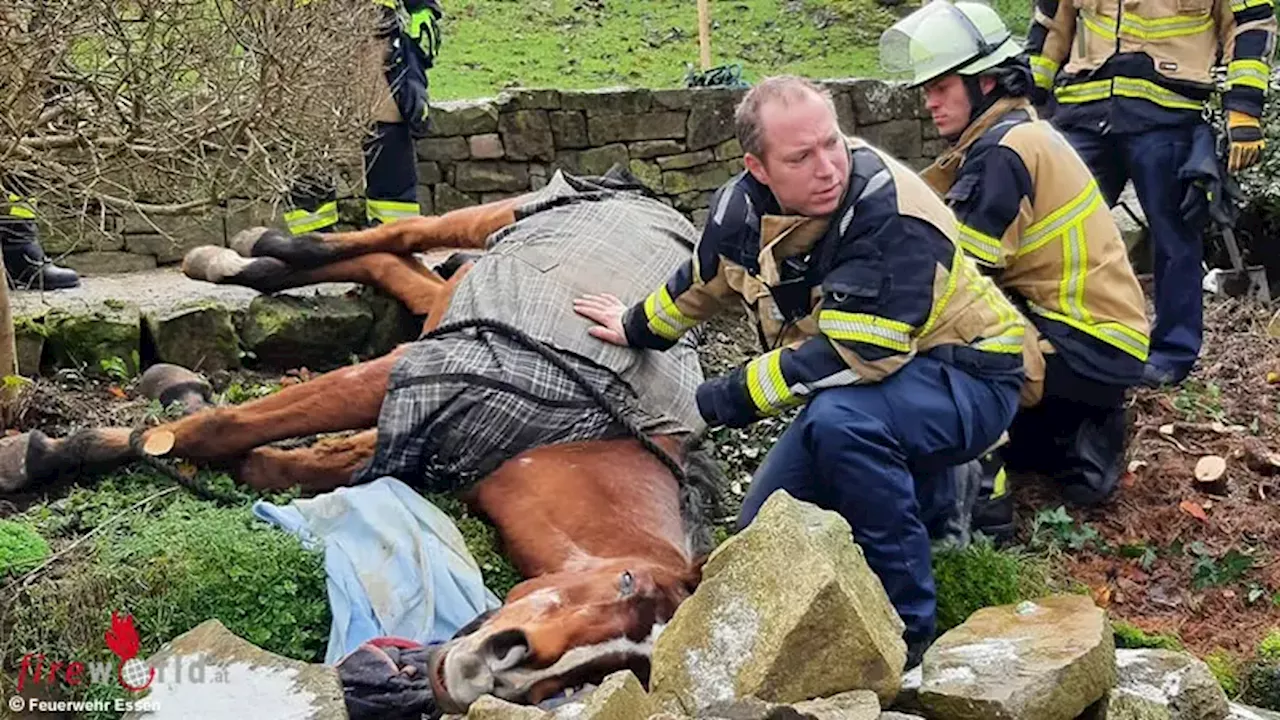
xmin=1193 ymin=455 xmax=1228 ymax=495
xmin=143 ymin=429 xmax=176 ymax=457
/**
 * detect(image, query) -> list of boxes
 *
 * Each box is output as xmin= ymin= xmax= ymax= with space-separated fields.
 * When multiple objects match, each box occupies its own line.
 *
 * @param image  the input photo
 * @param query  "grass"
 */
xmin=428 ymin=0 xmax=904 ymax=100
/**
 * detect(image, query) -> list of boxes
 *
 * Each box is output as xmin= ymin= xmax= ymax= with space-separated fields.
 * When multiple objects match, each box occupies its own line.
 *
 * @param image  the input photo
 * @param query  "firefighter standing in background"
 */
xmin=1026 ymin=0 xmax=1276 ymax=387
xmin=879 ymin=0 xmax=1152 ymax=538
xmin=284 ymin=0 xmax=443 ymax=236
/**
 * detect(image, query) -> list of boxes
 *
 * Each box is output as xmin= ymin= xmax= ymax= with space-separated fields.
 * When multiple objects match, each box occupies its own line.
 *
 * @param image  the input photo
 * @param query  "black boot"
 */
xmin=1056 ymin=406 xmax=1127 ymax=506
xmin=1 ymin=223 xmax=80 ymax=290
xmin=970 ymin=448 xmax=1016 ymax=543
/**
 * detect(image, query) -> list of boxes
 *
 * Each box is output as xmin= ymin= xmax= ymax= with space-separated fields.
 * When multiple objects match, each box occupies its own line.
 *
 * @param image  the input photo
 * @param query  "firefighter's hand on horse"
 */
xmin=574 ymin=293 xmax=631 ymax=347
xmin=1228 ymin=110 xmax=1265 ymax=174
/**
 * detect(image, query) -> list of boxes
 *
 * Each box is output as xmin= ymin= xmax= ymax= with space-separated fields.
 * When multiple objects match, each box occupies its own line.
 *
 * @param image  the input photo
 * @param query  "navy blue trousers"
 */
xmin=1059 ymin=123 xmax=1204 ymax=381
xmin=735 ymin=356 xmax=1022 ymax=649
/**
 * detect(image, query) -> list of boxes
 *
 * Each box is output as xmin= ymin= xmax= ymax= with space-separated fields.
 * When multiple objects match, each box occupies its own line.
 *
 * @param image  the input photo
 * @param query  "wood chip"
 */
xmin=142 ymin=430 xmax=175 ymax=457
xmin=1128 ymin=460 xmax=1148 ymax=473
xmin=1159 ymin=423 xmax=1176 ymax=436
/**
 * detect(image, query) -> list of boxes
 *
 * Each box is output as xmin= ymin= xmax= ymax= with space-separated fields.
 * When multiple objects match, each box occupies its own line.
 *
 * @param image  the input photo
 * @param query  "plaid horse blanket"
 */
xmin=352 ymin=168 xmax=707 ymax=492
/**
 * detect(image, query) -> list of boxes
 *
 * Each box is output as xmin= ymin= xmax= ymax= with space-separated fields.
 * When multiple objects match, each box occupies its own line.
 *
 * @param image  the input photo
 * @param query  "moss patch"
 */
xmin=1113 ymin=620 xmax=1185 ymax=651
xmin=0 ymin=520 xmax=50 ymax=577
xmin=931 ymin=537 xmax=1053 ymax=633
xmin=39 ymin=306 xmax=141 ymax=377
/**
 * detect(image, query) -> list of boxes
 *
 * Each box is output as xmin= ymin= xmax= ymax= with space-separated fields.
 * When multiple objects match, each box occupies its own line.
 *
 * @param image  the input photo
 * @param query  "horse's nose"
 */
xmin=480 ymin=628 xmax=530 ymax=671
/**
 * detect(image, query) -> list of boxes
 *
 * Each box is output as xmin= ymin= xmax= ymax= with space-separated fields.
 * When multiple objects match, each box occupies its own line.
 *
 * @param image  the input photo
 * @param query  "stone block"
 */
xmin=691 ymin=208 xmax=710 ymax=229
xmin=674 ymin=190 xmax=715 ymax=211
xmin=417 ymin=136 xmax=470 ymax=162
xmin=629 ymin=159 xmax=662 ymax=192
xmin=687 ymin=88 xmax=745 ymax=151
xmin=435 ymin=183 xmax=477 ymax=214
xmin=480 ymin=192 xmax=522 ymax=204
xmin=550 ymin=111 xmax=590 ymax=149
xmin=223 ymin=200 xmax=283 ymax=241
xmin=43 ymin=303 xmax=142 ymax=376
xmin=121 ymin=211 xmax=225 ymax=252
xmin=240 ymin=294 xmax=373 ymax=370
xmin=832 ymin=88 xmax=858 ymax=135
xmin=657 ymin=150 xmax=715 ymax=171
xmin=588 ymin=112 xmax=688 ymax=145
xmin=125 ymin=234 xmax=210 ymax=266
xmin=468 ymin=133 xmax=505 ymax=159
xmin=61 ymin=251 xmax=157 ymax=275
xmin=562 ymin=87 xmax=652 ymax=115
xmin=417 ymin=161 xmax=444 ymax=185
xmin=714 ymin=138 xmax=743 ymax=161
xmin=552 ymin=150 xmax=582 ymax=175
xmin=36 ymin=211 xmax=124 ymax=256
xmin=495 ymin=88 xmax=562 ymax=110
xmin=631 ymin=140 xmax=687 ymax=159
xmin=652 ymin=88 xmax=695 ymax=110
xmin=428 ymin=100 xmax=500 ymax=137
xmin=145 ymin=301 xmax=241 ymax=373
xmin=859 ymin=120 xmax=924 ymax=162
xmin=454 ymin=162 xmax=530 ymax=193
xmin=846 ymin=79 xmax=924 ymax=126
xmin=578 ymin=144 xmax=630 ymax=176
xmin=662 ymin=163 xmax=733 ymax=195
xmin=415 ymin=185 xmax=435 ymax=217
xmin=499 ymin=109 xmax=555 ymax=161
xmin=921 ymin=139 xmax=950 ymax=159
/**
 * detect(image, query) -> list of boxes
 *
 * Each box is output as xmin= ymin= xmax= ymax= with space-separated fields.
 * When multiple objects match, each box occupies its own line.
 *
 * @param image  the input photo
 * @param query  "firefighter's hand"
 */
xmin=574 ymin=293 xmax=631 ymax=347
xmin=1228 ymin=110 xmax=1265 ymax=173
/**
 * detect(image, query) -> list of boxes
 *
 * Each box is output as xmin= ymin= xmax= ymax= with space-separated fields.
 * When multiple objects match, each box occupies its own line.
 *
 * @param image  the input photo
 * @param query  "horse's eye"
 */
xmin=619 ymin=570 xmax=635 ymax=596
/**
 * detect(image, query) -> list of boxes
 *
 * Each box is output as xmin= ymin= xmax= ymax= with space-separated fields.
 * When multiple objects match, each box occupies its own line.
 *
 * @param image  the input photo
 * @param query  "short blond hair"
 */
xmin=734 ymin=75 xmax=839 ymax=158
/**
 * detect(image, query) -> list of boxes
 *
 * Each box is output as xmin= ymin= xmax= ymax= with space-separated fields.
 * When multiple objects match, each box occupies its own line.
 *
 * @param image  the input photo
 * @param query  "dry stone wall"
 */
xmin=40 ymin=79 xmax=940 ymax=275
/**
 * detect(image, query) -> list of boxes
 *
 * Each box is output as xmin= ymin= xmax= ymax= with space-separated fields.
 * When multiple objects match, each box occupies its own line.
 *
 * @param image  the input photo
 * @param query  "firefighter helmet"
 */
xmin=879 ymin=0 xmax=1024 ymax=88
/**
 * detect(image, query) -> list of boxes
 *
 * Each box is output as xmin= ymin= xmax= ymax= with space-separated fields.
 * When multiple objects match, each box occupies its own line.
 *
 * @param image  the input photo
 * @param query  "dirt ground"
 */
xmin=4 ymin=295 xmax=1279 ymax=664
xmin=1015 ymin=295 xmax=1280 ymax=660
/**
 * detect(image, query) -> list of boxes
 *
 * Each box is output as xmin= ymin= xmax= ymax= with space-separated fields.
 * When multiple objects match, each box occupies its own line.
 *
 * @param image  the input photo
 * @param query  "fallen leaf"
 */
xmin=1092 ymin=584 xmax=1112 ymax=608
xmin=1179 ymin=499 xmax=1209 ymax=522
xmin=108 ymin=386 xmax=126 ymax=399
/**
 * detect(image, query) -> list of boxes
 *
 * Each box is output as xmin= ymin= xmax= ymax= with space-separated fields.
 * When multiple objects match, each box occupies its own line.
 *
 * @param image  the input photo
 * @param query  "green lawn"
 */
xmin=427 ymin=0 xmax=909 ymax=100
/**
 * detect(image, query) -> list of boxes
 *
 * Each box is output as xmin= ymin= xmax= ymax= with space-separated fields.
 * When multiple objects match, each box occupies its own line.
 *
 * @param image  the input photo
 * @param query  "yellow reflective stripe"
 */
xmin=992 ymin=466 xmax=1008 ymax=498
xmin=975 ymin=325 xmax=1026 ymax=354
xmin=1030 ymin=55 xmax=1060 ymax=90
xmin=1231 ymin=0 xmax=1273 ymax=11
xmin=367 ymin=199 xmax=420 ymax=224
xmin=284 ymin=201 xmax=339 ymax=235
xmin=370 ymin=0 xmax=397 ymax=8
xmin=745 ymin=349 xmax=797 ymax=416
xmin=1019 ymin=180 xmax=1103 ymax=255
xmin=957 ymin=222 xmax=1002 ymax=265
xmin=4 ymin=193 xmax=35 ymax=219
xmin=818 ymin=310 xmax=913 ymax=353
xmin=918 ymin=245 xmax=962 ymax=338
xmin=1028 ymin=300 xmax=1150 ymax=361
xmin=1055 ymin=77 xmax=1202 ymax=110
xmin=1228 ymin=59 xmax=1270 ymax=91
xmin=642 ymin=284 xmax=698 ymax=342
xmin=1082 ymin=9 xmax=1212 ymax=40
xmin=1060 ymin=224 xmax=1095 ymax=325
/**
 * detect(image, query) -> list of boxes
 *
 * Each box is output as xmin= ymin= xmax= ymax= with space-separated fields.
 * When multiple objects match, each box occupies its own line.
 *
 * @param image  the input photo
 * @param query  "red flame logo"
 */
xmin=104 ymin=611 xmax=155 ymax=692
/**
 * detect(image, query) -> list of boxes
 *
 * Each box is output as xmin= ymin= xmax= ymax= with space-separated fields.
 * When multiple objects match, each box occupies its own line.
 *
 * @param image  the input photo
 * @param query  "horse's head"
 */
xmin=427 ymin=556 xmax=700 ymax=712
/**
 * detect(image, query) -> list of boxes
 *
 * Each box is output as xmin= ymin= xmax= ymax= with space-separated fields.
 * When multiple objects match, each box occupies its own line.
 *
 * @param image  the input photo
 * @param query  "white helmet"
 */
xmin=879 ymin=0 xmax=1025 ymax=88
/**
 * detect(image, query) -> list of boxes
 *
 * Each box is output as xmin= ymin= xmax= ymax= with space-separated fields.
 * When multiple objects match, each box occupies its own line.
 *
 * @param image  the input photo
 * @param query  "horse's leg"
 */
xmin=0 ymin=352 xmax=401 ymax=493
xmin=232 ymin=195 xmax=528 ymax=268
xmin=235 ymin=429 xmax=378 ymax=492
xmin=183 ymin=250 xmax=446 ymax=315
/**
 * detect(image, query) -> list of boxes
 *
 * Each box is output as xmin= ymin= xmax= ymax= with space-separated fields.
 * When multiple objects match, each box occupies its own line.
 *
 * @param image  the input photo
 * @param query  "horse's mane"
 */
xmin=676 ymin=429 xmax=731 ymax=560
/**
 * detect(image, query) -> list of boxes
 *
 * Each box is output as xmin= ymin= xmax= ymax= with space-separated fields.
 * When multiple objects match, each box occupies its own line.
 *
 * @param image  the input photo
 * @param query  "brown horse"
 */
xmin=0 ymin=172 xmax=724 ymax=712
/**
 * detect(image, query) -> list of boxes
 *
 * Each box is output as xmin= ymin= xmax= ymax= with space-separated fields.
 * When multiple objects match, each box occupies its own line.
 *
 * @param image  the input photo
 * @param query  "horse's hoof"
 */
xmin=229 ymin=226 xmax=271 ymax=257
xmin=138 ymin=364 xmax=213 ymax=415
xmin=182 ymin=246 xmax=253 ymax=284
xmin=0 ymin=431 xmax=33 ymax=493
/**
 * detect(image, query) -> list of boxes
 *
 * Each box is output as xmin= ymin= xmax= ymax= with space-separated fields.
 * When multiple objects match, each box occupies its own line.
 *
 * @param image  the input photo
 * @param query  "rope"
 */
xmin=683 ymin=63 xmax=750 ymax=89
xmin=417 ymin=318 xmax=689 ymax=485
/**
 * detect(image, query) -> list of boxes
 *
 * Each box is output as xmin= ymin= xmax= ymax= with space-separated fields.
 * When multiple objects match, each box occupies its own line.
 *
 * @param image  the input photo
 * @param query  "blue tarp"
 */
xmin=252 ymin=476 xmax=503 ymax=664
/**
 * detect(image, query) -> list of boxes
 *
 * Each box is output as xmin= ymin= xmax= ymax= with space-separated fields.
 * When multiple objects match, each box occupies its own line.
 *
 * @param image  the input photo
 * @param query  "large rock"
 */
xmin=1230 ymin=703 xmax=1280 ymax=720
xmin=686 ymin=88 xmax=743 ymax=151
xmin=919 ymin=595 xmax=1116 ymax=720
xmin=122 ymin=618 xmax=344 ymax=719
xmin=428 ymin=100 xmax=500 ymax=137
xmin=698 ymin=691 xmax=880 ymax=720
xmin=587 ymin=112 xmax=688 ymax=145
xmin=42 ymin=303 xmax=142 ymax=377
xmin=454 ymin=161 xmax=531 ymax=193
xmin=145 ymin=301 xmax=241 ymax=373
xmin=239 ymin=294 xmax=373 ymax=370
xmin=548 ymin=670 xmax=657 ymax=719
xmin=1082 ymin=650 xmax=1228 ymax=720
xmin=649 ymin=491 xmax=907 ymax=716
xmin=499 ymin=110 xmax=555 ymax=162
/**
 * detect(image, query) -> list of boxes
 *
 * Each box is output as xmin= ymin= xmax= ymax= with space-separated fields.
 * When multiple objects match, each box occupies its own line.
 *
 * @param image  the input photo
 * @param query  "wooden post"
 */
xmin=697 ymin=0 xmax=711 ymax=71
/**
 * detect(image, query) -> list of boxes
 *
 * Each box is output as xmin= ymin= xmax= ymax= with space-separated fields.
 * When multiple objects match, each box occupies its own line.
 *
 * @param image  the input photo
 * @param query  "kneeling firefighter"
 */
xmin=879 ymin=0 xmax=1152 ymax=536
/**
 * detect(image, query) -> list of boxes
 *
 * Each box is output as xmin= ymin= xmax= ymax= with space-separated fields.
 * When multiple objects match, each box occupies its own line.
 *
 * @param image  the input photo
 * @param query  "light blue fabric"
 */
xmin=252 ymin=476 xmax=503 ymax=664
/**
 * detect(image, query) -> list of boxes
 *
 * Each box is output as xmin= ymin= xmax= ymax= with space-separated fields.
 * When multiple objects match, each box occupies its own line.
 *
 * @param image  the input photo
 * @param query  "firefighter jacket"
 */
xmin=1026 ymin=0 xmax=1276 ymax=132
xmin=921 ymin=96 xmax=1152 ymax=395
xmin=371 ymin=0 xmax=443 ymax=136
xmin=621 ymin=136 xmax=1030 ymax=429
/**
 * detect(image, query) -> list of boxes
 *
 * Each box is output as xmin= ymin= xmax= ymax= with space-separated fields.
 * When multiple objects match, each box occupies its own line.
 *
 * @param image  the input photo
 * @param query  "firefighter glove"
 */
xmin=1227 ymin=110 xmax=1265 ymax=174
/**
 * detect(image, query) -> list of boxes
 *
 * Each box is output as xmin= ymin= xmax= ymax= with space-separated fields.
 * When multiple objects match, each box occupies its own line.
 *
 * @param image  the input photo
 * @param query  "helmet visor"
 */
xmin=879 ymin=1 xmax=1009 ymax=86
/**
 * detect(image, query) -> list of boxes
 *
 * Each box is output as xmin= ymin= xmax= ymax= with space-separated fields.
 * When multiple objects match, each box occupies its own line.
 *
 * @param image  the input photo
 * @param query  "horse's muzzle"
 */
xmin=426 ymin=645 xmax=466 ymax=715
